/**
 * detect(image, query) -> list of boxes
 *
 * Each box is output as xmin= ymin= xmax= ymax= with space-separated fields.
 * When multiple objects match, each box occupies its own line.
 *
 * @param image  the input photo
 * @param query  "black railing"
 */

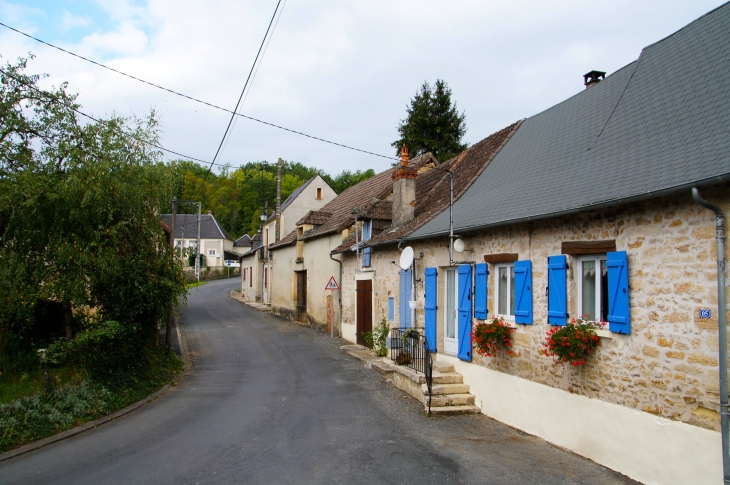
xmin=390 ymin=328 xmax=433 ymax=415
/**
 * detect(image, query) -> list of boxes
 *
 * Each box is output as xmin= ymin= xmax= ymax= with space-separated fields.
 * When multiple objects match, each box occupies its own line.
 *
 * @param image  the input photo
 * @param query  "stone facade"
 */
xmin=341 ymin=184 xmax=730 ymax=431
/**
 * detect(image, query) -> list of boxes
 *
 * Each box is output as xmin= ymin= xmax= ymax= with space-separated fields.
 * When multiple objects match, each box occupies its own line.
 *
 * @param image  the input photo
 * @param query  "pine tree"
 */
xmin=392 ymin=79 xmax=467 ymax=161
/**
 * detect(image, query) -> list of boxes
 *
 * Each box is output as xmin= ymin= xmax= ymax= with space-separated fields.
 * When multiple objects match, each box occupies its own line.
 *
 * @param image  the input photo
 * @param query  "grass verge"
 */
xmin=0 ymin=348 xmax=183 ymax=453
xmin=186 ymin=281 xmax=207 ymax=289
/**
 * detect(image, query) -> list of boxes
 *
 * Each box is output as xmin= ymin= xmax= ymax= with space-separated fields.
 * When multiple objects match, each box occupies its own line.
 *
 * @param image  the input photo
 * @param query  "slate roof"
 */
xmin=411 ymin=3 xmax=730 ymax=240
xmin=239 ymin=234 xmax=263 ymax=259
xmin=233 ymin=234 xmax=252 ymax=247
xmin=331 ymin=122 xmax=521 ymax=253
xmin=161 ymin=214 xmax=234 ymax=241
xmin=297 ymin=153 xmax=438 ymax=242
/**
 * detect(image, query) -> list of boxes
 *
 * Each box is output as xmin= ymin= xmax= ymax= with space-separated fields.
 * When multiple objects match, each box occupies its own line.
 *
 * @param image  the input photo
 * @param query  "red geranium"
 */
xmin=473 ymin=316 xmax=515 ymax=357
xmin=543 ymin=315 xmax=604 ymax=366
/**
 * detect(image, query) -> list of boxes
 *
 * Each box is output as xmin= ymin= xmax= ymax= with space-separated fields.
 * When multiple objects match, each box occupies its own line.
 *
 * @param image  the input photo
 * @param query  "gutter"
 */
xmin=691 ymin=187 xmax=729 ymax=484
xmin=406 ymin=173 xmax=730 ymax=241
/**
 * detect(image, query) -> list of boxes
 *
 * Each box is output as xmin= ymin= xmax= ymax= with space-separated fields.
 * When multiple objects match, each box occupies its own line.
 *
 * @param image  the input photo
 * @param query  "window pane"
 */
xmin=446 ymin=270 xmax=456 ymax=339
xmin=498 ymin=267 xmax=508 ymax=315
xmin=600 ymin=259 xmax=609 ymax=322
xmin=582 ymin=260 xmax=596 ymax=320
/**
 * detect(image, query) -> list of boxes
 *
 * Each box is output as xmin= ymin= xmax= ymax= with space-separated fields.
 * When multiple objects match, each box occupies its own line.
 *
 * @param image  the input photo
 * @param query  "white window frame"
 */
xmin=208 ymin=249 xmax=216 ymax=257
xmin=577 ymin=254 xmax=608 ymax=323
xmin=493 ymin=263 xmax=515 ymax=321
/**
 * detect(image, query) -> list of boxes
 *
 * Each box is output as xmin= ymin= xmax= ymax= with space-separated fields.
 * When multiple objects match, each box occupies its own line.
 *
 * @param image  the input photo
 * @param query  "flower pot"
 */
xmin=395 ymin=353 xmax=412 ymax=365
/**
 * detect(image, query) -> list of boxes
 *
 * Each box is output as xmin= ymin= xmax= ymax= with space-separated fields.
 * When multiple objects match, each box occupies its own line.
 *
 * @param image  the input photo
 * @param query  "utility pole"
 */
xmin=196 ymin=202 xmax=202 ymax=282
xmin=167 ymin=197 xmax=177 ymax=349
xmin=276 ymin=158 xmax=282 ymax=242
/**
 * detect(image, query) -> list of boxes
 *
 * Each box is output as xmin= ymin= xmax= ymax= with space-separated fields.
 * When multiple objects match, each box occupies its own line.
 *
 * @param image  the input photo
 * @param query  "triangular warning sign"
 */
xmin=325 ymin=276 xmax=340 ymax=290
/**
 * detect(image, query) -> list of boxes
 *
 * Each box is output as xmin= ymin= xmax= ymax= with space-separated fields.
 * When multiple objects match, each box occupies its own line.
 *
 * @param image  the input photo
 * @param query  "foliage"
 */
xmin=543 ymin=316 xmax=604 ymax=367
xmin=392 ymin=79 xmax=467 ymax=161
xmin=0 ymin=56 xmax=186 ymax=380
xmin=473 ymin=316 xmax=515 ymax=357
xmin=361 ymin=319 xmax=389 ymax=357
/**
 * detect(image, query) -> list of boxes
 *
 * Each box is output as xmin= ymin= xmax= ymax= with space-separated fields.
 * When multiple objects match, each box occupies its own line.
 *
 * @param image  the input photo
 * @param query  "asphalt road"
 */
xmin=0 ymin=279 xmax=639 ymax=484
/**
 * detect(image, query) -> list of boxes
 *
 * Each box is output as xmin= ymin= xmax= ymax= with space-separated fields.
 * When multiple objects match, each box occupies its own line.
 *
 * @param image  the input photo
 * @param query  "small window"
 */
xmin=264 ymin=267 xmax=268 ymax=288
xmin=388 ymin=297 xmax=395 ymax=321
xmin=316 ymin=187 xmax=323 ymax=200
xmin=208 ymin=249 xmax=216 ymax=256
xmin=249 ymin=266 xmax=253 ymax=287
xmin=495 ymin=263 xmax=515 ymax=318
xmin=578 ymin=255 xmax=608 ymax=322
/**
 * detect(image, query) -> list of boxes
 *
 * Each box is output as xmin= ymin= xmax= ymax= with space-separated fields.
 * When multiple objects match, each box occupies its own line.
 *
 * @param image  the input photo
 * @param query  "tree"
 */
xmin=391 ymin=79 xmax=467 ymax=161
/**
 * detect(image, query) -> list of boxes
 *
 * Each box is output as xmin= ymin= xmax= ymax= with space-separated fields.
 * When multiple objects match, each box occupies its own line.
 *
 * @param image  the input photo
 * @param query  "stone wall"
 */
xmin=341 ymin=184 xmax=730 ymax=431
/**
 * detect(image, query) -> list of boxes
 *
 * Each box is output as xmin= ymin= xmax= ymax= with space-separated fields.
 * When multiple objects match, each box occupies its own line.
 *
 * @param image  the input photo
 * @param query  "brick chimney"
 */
xmin=583 ymin=70 xmax=606 ymax=88
xmin=392 ymin=145 xmax=417 ymax=227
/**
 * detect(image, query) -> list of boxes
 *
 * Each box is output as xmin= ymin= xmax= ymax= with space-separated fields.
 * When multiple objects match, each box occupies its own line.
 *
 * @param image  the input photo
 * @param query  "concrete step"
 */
xmin=424 ymin=383 xmax=470 ymax=396
xmin=428 ymin=393 xmax=476 ymax=407
xmin=371 ymin=360 xmax=395 ymax=376
xmin=427 ymin=405 xmax=481 ymax=416
xmin=432 ymin=361 xmax=454 ymax=373
xmin=432 ymin=372 xmax=463 ymax=385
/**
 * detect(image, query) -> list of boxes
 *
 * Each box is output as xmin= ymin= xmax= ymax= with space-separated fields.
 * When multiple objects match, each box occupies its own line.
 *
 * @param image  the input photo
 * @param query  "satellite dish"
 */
xmin=399 ymin=246 xmax=414 ymax=270
xmin=453 ymin=238 xmax=465 ymax=253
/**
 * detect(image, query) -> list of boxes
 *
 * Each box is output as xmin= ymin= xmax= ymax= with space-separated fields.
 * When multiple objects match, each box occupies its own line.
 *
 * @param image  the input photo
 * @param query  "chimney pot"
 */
xmin=583 ymin=70 xmax=606 ymax=88
xmin=400 ymin=145 xmax=409 ymax=166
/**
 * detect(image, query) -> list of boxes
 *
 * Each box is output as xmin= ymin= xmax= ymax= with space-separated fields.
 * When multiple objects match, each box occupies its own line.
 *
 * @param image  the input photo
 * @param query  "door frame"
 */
xmin=444 ymin=267 xmax=458 ymax=355
xmin=356 ymin=276 xmax=373 ymax=346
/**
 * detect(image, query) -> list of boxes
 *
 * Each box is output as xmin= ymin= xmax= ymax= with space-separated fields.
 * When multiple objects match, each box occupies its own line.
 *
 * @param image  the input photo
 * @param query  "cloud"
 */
xmin=60 ymin=11 xmax=93 ymax=32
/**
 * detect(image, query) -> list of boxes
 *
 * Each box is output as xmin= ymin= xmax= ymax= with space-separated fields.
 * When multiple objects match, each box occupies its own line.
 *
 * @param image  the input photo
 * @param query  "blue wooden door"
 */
xmin=424 ymin=267 xmax=437 ymax=351
xmin=457 ymin=264 xmax=472 ymax=362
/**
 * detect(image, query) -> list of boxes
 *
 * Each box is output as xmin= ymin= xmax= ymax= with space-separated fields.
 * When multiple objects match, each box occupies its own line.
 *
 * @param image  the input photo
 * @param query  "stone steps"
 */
xmin=428 ymin=405 xmax=481 ymax=416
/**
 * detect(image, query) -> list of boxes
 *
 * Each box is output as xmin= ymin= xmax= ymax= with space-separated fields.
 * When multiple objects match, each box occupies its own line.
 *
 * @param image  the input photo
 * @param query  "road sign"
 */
xmin=224 ymin=260 xmax=241 ymax=267
xmin=325 ymin=276 xmax=340 ymax=290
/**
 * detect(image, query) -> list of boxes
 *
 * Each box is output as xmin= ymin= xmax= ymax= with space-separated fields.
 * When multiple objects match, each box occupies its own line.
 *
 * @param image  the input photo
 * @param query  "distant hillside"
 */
xmin=165 ymin=160 xmax=375 ymax=238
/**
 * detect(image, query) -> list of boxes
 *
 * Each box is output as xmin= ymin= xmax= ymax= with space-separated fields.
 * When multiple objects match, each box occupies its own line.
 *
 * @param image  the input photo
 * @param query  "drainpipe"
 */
xmin=692 ymin=187 xmax=728 ymax=484
xmin=329 ymin=252 xmax=342 ymax=338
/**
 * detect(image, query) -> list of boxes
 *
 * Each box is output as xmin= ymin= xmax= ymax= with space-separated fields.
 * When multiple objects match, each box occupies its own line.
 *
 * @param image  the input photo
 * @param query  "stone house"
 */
xmin=334 ymin=5 xmax=730 ymax=484
xmin=161 ymin=212 xmax=239 ymax=268
xmin=267 ymin=154 xmax=438 ymax=333
xmin=239 ymin=175 xmax=336 ymax=304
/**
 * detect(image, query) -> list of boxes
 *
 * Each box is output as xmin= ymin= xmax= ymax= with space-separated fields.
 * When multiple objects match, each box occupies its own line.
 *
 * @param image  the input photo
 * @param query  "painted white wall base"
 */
xmin=341 ymin=322 xmax=356 ymax=344
xmin=436 ymin=354 xmax=722 ymax=485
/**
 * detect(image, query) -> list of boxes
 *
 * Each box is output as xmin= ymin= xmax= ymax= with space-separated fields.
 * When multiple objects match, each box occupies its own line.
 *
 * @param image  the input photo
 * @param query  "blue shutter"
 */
xmin=457 ymin=264 xmax=472 ymax=362
xmin=399 ymin=270 xmax=412 ymax=328
xmin=362 ymin=221 xmax=371 ymax=267
xmin=514 ymin=260 xmax=533 ymax=324
xmin=388 ymin=297 xmax=394 ymax=321
xmin=547 ymin=255 xmax=568 ymax=325
xmin=607 ymin=251 xmax=630 ymax=334
xmin=474 ymin=263 xmax=488 ymax=320
xmin=424 ymin=267 xmax=438 ymax=352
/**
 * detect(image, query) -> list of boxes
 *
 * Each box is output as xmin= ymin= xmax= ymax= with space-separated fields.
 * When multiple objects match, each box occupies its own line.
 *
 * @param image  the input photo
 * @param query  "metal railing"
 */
xmin=390 ymin=328 xmax=433 ymax=415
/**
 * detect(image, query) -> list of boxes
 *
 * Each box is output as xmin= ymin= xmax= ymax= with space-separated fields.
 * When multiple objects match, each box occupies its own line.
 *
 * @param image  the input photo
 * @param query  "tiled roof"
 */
xmin=297 ymin=210 xmax=332 ymax=226
xmin=161 ymin=214 xmax=233 ymax=241
xmin=268 ymin=228 xmax=298 ymax=249
xmin=330 ymin=121 xmax=521 ymax=252
xmin=412 ymin=3 xmax=730 ymax=239
xmin=299 ymin=153 xmax=437 ymax=242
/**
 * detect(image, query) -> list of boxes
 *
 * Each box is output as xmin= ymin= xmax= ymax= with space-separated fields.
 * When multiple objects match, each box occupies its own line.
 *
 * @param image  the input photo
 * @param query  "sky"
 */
xmin=1 ymin=0 xmax=726 ymax=177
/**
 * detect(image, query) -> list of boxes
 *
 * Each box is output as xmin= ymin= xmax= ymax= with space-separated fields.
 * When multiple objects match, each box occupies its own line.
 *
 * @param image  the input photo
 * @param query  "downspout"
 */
xmin=329 ymin=253 xmax=342 ymax=338
xmin=692 ymin=187 xmax=728 ymax=484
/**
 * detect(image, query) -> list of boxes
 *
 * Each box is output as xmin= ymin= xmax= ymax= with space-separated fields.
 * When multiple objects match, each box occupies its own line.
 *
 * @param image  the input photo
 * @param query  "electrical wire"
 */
xmin=0 ymin=19 xmax=396 ymax=161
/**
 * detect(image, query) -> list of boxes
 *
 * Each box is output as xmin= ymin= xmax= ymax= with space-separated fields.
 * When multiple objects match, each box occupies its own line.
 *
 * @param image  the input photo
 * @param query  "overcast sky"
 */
xmin=1 ymin=0 xmax=726 ymax=176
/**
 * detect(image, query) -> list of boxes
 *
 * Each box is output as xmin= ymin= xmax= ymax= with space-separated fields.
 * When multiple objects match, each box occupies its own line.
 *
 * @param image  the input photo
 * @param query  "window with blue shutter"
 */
xmin=388 ymin=297 xmax=394 ymax=321
xmin=457 ymin=264 xmax=472 ymax=362
xmin=607 ymin=251 xmax=630 ymax=334
xmin=399 ymin=269 xmax=412 ymax=328
xmin=362 ymin=220 xmax=372 ymax=267
xmin=547 ymin=255 xmax=568 ymax=325
xmin=424 ymin=267 xmax=438 ymax=352
xmin=474 ymin=263 xmax=488 ymax=320
xmin=514 ymin=260 xmax=533 ymax=324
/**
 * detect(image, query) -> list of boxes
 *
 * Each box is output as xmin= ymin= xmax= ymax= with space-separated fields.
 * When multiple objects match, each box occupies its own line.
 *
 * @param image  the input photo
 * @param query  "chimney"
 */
xmin=275 ymin=158 xmax=282 ymax=242
xmin=392 ymin=145 xmax=417 ymax=227
xmin=583 ymin=70 xmax=606 ymax=88
xmin=207 ymin=210 xmax=212 ymax=215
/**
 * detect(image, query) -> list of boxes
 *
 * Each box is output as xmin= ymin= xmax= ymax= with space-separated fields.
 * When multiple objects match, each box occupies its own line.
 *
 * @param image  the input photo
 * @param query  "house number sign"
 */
xmin=699 ymin=309 xmax=712 ymax=319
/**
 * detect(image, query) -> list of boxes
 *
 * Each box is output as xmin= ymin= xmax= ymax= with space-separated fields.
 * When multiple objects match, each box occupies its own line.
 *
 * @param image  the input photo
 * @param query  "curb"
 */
xmin=0 ymin=320 xmax=190 ymax=463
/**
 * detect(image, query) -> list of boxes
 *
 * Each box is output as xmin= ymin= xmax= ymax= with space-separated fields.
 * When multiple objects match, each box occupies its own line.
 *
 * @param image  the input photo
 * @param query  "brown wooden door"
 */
xmin=296 ymin=271 xmax=307 ymax=321
xmin=356 ymin=279 xmax=372 ymax=346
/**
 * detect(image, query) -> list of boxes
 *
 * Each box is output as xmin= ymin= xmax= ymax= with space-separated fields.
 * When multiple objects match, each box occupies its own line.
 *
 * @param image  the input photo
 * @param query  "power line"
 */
xmin=0 ymin=19 xmax=396 ymax=161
